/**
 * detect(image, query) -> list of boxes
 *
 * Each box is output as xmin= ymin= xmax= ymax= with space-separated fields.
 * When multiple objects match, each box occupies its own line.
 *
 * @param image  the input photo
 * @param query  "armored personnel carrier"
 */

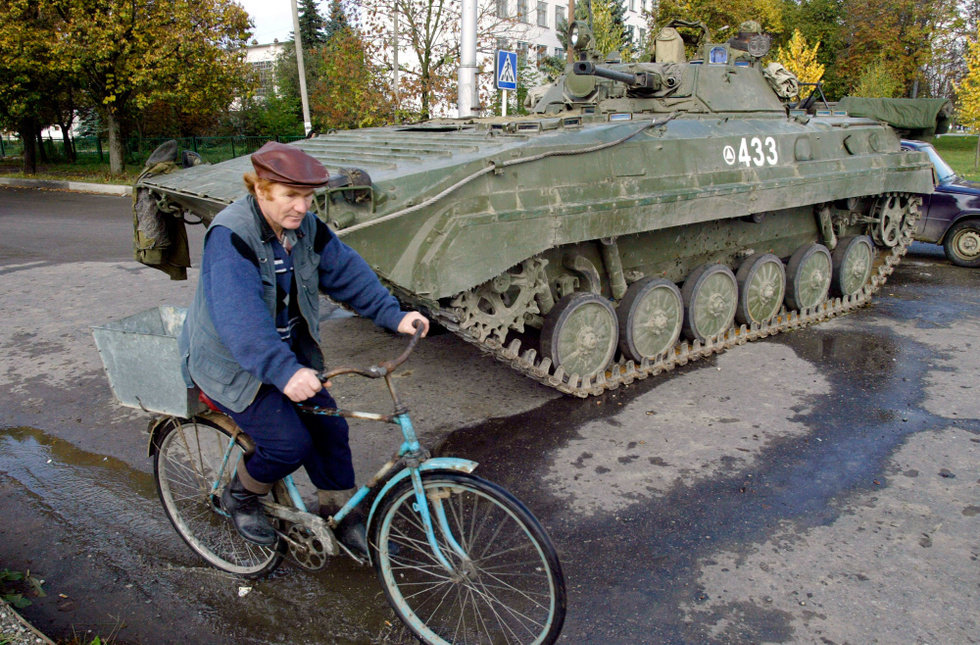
xmin=134 ymin=20 xmax=934 ymax=397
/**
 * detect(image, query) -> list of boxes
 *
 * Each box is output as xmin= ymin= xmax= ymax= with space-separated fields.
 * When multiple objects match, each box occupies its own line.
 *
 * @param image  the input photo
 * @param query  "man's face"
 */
xmin=255 ymin=182 xmax=315 ymax=233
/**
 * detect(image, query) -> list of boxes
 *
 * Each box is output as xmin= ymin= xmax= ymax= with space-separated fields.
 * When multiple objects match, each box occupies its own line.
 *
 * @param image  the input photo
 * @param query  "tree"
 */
xmin=955 ymin=30 xmax=980 ymax=132
xmin=778 ymin=0 xmax=846 ymax=98
xmin=838 ymin=0 xmax=957 ymax=97
xmin=362 ymin=0 xmax=529 ymax=119
xmin=309 ymin=28 xmax=397 ymax=129
xmin=298 ymin=0 xmax=329 ymax=48
xmin=325 ymin=0 xmax=351 ymax=40
xmin=775 ymin=29 xmax=825 ymax=98
xmin=851 ymin=58 xmax=902 ymax=97
xmin=650 ymin=0 xmax=784 ymax=40
xmin=593 ymin=0 xmax=632 ymax=61
xmin=47 ymin=0 xmax=254 ymax=175
xmin=0 ymin=1 xmax=72 ymax=173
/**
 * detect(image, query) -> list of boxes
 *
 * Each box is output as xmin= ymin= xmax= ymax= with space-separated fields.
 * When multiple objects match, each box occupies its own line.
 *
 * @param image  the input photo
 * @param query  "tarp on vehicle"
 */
xmin=837 ymin=97 xmax=953 ymax=137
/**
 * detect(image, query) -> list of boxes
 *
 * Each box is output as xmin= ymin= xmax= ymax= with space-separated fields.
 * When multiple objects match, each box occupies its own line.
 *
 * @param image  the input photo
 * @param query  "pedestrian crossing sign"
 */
xmin=496 ymin=50 xmax=518 ymax=90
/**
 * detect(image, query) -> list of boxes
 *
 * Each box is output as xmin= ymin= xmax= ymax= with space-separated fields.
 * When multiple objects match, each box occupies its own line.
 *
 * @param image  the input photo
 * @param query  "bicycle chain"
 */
xmin=428 ymin=194 xmax=921 ymax=398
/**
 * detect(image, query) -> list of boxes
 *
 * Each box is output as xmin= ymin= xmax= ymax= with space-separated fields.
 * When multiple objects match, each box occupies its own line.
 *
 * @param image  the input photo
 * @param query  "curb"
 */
xmin=0 ymin=176 xmax=130 ymax=197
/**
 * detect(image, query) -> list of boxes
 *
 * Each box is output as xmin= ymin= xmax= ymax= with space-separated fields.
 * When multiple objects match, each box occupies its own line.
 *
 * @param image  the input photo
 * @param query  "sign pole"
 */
xmin=502 ymin=90 xmax=508 ymax=117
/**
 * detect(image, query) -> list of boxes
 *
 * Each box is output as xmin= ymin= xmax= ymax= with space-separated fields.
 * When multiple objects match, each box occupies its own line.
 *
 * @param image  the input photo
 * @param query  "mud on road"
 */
xmin=1 ymin=187 xmax=978 ymax=643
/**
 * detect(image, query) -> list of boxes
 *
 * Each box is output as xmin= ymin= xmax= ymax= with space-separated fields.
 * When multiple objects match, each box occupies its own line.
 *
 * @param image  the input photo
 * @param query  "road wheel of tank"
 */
xmin=681 ymin=264 xmax=737 ymax=343
xmin=832 ymin=235 xmax=876 ymax=297
xmin=785 ymin=243 xmax=832 ymax=310
xmin=617 ymin=277 xmax=683 ymax=362
xmin=870 ymin=194 xmax=903 ymax=248
xmin=943 ymin=219 xmax=980 ymax=268
xmin=541 ymin=292 xmax=619 ymax=379
xmin=735 ymin=253 xmax=786 ymax=325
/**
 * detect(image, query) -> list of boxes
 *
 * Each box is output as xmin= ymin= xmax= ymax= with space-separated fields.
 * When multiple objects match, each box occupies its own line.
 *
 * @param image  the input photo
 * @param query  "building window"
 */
xmin=497 ymin=37 xmax=509 ymax=52
xmin=627 ymin=25 xmax=635 ymax=45
xmin=517 ymin=40 xmax=529 ymax=66
xmin=537 ymin=1 xmax=548 ymax=27
xmin=629 ymin=0 xmax=636 ymax=11
xmin=496 ymin=0 xmax=507 ymax=18
xmin=555 ymin=5 xmax=564 ymax=30
xmin=536 ymin=44 xmax=548 ymax=67
xmin=517 ymin=0 xmax=529 ymax=23
xmin=554 ymin=46 xmax=565 ymax=59
xmin=639 ymin=28 xmax=647 ymax=48
xmin=251 ymin=60 xmax=276 ymax=98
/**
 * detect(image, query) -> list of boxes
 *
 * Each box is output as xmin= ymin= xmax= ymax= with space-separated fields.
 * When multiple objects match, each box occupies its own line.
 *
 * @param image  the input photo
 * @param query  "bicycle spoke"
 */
xmin=155 ymin=419 xmax=281 ymax=576
xmin=375 ymin=474 xmax=563 ymax=645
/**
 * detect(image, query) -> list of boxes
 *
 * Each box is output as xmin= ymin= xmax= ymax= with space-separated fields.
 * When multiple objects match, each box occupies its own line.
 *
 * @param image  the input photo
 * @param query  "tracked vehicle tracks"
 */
xmin=429 ymin=198 xmax=920 ymax=398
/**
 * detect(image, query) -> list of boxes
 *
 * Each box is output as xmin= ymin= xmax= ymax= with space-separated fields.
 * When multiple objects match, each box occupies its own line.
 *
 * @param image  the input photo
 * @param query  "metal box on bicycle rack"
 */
xmin=92 ymin=305 xmax=204 ymax=417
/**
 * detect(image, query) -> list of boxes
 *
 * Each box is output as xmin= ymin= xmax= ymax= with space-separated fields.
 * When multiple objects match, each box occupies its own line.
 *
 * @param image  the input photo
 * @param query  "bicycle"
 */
xmin=148 ymin=322 xmax=567 ymax=644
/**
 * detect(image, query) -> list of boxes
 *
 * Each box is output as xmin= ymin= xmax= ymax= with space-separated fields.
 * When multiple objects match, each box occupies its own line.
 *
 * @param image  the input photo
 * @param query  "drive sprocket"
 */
xmin=451 ymin=258 xmax=550 ymax=344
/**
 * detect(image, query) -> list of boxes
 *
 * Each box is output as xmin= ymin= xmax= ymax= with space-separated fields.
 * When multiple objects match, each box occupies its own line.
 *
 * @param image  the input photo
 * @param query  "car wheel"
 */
xmin=943 ymin=218 xmax=980 ymax=268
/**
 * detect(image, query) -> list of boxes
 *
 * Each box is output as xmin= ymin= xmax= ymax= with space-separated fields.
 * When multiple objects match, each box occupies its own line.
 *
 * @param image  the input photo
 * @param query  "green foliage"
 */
xmin=238 ymin=94 xmax=305 ymax=137
xmin=851 ymin=58 xmax=902 ymax=98
xmin=309 ymin=28 xmax=396 ymax=129
xmin=0 ymin=0 xmax=256 ymax=174
xmin=0 ymin=568 xmax=44 ymax=610
xmin=956 ymin=30 xmax=980 ymax=133
xmin=324 ymin=0 xmax=351 ymax=41
xmin=651 ymin=0 xmax=784 ymax=38
xmin=298 ymin=0 xmax=329 ymax=47
xmin=838 ymin=0 xmax=957 ymax=97
xmin=778 ymin=0 xmax=847 ymax=98
xmin=592 ymin=0 xmax=632 ymax=61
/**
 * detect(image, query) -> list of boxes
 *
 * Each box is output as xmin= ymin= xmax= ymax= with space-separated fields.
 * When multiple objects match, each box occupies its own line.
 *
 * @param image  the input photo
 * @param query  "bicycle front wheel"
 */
xmin=372 ymin=471 xmax=566 ymax=644
xmin=154 ymin=416 xmax=283 ymax=577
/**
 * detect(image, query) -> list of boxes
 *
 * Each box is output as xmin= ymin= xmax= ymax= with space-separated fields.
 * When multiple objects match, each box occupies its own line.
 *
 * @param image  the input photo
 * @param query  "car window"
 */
xmin=922 ymin=144 xmax=957 ymax=183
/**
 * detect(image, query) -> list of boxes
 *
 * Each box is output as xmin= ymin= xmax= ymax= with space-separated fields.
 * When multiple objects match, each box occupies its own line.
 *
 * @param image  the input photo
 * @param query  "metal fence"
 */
xmin=0 ymin=134 xmax=305 ymax=165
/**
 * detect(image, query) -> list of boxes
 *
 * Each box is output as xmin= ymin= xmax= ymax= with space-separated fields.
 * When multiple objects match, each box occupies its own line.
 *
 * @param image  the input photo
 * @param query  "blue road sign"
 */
xmin=496 ymin=50 xmax=518 ymax=90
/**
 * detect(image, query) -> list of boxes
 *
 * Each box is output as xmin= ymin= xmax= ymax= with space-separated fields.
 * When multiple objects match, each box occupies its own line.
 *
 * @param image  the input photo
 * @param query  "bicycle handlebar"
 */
xmin=318 ymin=319 xmax=424 ymax=383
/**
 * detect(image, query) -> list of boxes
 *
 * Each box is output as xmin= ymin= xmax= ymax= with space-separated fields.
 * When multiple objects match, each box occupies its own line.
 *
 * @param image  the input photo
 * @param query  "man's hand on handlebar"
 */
xmin=284 ymin=367 xmax=326 ymax=401
xmin=397 ymin=311 xmax=429 ymax=337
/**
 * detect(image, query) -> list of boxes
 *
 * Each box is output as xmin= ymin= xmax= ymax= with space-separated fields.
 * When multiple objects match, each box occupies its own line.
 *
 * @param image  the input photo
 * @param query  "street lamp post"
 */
xmin=458 ymin=0 xmax=478 ymax=117
xmin=290 ymin=0 xmax=313 ymax=135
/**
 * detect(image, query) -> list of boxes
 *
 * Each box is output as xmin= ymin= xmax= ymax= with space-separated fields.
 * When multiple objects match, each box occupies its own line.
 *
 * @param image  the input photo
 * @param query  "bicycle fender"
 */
xmin=366 ymin=458 xmax=479 ymax=547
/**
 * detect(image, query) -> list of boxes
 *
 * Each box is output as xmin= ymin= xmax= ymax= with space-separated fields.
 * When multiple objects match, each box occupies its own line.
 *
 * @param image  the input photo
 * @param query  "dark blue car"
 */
xmin=901 ymin=139 xmax=980 ymax=267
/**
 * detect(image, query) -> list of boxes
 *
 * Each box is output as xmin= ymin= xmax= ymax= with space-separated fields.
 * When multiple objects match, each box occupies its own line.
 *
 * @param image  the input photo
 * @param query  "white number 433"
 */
xmin=723 ymin=137 xmax=778 ymax=167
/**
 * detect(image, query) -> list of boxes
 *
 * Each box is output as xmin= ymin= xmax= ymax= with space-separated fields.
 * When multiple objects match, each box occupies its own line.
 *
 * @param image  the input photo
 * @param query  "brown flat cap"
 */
xmin=250 ymin=141 xmax=328 ymax=188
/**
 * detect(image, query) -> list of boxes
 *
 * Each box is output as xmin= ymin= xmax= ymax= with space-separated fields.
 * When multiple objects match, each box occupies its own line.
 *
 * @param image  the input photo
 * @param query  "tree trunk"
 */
xmin=19 ymin=118 xmax=38 ymax=175
xmin=59 ymin=119 xmax=76 ymax=163
xmin=35 ymin=127 xmax=49 ymax=164
xmin=105 ymin=111 xmax=126 ymax=175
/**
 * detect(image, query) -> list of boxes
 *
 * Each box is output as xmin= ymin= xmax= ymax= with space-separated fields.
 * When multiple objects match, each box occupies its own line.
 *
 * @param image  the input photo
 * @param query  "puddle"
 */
xmin=0 ymin=426 xmax=417 ymax=644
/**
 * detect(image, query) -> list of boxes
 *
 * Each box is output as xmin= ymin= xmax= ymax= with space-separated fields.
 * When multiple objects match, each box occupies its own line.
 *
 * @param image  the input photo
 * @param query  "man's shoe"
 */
xmin=334 ymin=509 xmax=370 ymax=558
xmin=221 ymin=472 xmax=277 ymax=546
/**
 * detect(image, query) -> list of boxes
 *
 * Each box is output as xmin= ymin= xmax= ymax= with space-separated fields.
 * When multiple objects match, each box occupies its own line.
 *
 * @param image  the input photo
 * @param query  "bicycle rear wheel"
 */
xmin=371 ymin=471 xmax=566 ymax=644
xmin=153 ymin=416 xmax=284 ymax=577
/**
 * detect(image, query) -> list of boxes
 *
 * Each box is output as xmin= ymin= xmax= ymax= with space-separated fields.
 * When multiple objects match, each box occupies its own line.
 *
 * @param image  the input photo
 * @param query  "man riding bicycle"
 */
xmin=179 ymin=141 xmax=429 ymax=553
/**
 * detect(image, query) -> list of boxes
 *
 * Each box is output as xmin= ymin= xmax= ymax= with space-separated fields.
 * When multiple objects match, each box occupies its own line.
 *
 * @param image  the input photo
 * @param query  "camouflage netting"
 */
xmin=836 ymin=97 xmax=954 ymax=137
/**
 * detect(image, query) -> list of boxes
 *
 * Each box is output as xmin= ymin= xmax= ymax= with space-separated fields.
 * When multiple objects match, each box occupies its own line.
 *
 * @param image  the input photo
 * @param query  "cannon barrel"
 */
xmin=572 ymin=61 xmax=665 ymax=91
xmin=573 ymin=61 xmax=635 ymax=84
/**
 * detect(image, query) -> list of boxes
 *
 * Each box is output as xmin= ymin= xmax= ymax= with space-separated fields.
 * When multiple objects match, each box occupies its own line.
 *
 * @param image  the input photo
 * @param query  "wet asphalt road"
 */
xmin=1 ymin=186 xmax=978 ymax=644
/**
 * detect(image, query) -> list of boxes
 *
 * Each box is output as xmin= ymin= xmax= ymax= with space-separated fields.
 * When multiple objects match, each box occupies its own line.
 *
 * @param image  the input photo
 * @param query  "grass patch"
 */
xmin=932 ymin=136 xmax=980 ymax=181
xmin=0 ymin=160 xmax=138 ymax=185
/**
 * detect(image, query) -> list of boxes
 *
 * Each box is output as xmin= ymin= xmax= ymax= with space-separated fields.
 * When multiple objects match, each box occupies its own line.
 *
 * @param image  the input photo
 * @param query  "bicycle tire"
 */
xmin=154 ymin=416 xmax=284 ymax=577
xmin=371 ymin=471 xmax=566 ymax=644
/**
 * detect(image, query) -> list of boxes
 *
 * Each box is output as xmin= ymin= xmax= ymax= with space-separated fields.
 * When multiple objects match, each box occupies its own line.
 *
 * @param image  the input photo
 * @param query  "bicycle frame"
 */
xmin=207 ymin=323 xmax=479 ymax=570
